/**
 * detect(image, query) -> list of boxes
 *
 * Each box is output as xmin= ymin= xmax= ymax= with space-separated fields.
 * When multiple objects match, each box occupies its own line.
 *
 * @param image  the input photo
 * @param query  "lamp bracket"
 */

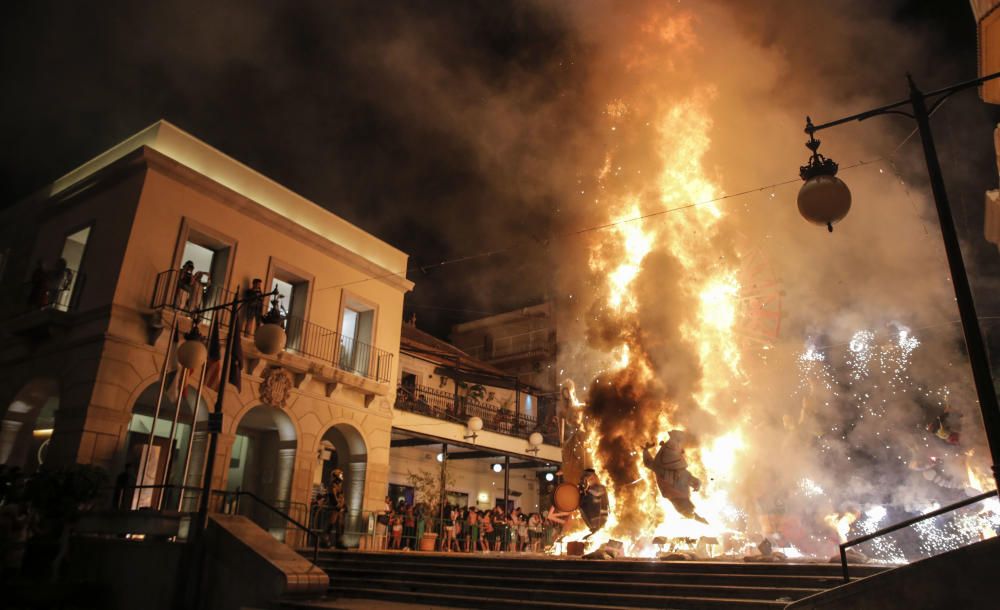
xmin=800 ymin=117 xmax=839 ymax=180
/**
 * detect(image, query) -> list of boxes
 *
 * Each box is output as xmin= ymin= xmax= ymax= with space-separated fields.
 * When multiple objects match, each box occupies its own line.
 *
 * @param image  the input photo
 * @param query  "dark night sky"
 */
xmin=1 ymin=0 xmax=997 ymax=337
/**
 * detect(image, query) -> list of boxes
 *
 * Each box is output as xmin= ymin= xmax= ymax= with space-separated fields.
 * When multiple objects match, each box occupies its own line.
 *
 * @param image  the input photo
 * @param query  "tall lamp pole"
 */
xmin=174 ymin=287 xmax=285 ymax=535
xmin=797 ymin=71 xmax=1000 ymax=493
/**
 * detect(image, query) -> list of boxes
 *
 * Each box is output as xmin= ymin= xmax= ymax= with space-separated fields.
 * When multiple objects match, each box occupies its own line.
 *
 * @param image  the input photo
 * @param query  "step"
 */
xmin=327 ymin=577 xmax=792 ymax=609
xmin=315 ymin=550 xmax=889 ymax=577
xmin=318 ymin=559 xmax=864 ymax=588
xmin=284 ymin=588 xmax=628 ymax=610
xmin=322 ymin=567 xmax=823 ymax=599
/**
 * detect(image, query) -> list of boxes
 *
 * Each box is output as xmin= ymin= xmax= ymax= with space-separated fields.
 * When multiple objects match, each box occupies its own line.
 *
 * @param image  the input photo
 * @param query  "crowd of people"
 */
xmin=378 ymin=497 xmax=560 ymax=553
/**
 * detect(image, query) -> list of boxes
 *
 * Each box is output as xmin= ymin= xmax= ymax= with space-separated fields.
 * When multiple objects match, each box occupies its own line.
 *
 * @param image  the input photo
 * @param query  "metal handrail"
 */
xmin=839 ymin=489 xmax=999 ymax=582
xmin=109 ymin=484 xmax=321 ymax=563
xmin=395 ymin=383 xmax=561 ymax=445
xmin=217 ymin=489 xmax=320 ymax=563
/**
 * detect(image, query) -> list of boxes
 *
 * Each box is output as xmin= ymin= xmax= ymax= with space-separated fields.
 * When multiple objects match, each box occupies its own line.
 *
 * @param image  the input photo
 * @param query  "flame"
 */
xmin=563 ymin=20 xmax=749 ymax=553
xmin=965 ymin=451 xmax=994 ymax=494
xmin=824 ymin=512 xmax=859 ymax=544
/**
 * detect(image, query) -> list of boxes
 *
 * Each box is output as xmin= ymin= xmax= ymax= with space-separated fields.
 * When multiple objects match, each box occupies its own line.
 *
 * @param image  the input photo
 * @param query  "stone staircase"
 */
xmin=282 ymin=550 xmax=889 ymax=609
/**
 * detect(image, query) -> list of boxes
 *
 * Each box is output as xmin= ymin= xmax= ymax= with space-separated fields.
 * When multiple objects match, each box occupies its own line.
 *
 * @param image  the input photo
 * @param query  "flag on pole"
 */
xmin=229 ymin=319 xmax=244 ymax=393
xmin=205 ymin=316 xmax=222 ymax=390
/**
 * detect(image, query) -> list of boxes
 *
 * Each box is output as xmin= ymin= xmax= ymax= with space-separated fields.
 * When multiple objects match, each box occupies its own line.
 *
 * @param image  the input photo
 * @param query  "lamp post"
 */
xmin=179 ymin=287 xmax=285 ymax=534
xmin=798 ymin=71 xmax=1000 ymax=493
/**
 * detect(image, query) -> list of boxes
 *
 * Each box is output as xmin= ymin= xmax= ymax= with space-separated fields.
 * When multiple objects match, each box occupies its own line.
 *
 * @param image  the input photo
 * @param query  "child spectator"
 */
xmin=390 ymin=513 xmax=403 ymax=550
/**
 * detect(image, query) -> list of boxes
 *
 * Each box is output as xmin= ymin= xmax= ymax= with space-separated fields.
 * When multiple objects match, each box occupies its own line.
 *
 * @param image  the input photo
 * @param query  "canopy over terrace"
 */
xmin=388 ymin=428 xmax=559 ymax=516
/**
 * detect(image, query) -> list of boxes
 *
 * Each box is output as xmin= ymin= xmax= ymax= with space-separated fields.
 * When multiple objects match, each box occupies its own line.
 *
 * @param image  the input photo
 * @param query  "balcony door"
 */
xmin=339 ymin=304 xmax=374 ymax=376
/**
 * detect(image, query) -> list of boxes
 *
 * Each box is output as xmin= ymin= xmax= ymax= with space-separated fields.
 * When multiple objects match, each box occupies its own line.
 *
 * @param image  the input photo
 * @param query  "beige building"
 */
xmin=0 ymin=121 xmax=412 ymax=532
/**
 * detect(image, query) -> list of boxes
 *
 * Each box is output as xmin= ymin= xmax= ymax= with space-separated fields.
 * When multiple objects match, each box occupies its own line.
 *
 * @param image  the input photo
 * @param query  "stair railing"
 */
xmin=212 ymin=489 xmax=321 ymax=563
xmin=839 ymin=489 xmax=998 ymax=582
xmin=110 ymin=484 xmax=321 ymax=563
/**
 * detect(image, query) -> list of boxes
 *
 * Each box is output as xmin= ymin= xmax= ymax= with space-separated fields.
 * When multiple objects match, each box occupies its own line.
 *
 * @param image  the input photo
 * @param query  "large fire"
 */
xmin=563 ymin=82 xmax=749 ymax=555
xmin=555 ymin=4 xmax=998 ymax=562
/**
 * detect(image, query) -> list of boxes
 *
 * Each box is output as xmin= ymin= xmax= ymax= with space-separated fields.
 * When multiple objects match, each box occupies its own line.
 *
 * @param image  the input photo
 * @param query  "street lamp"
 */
xmin=526 ymin=431 xmax=543 ymax=456
xmin=464 ymin=416 xmax=484 ymax=442
xmin=189 ymin=286 xmax=285 ymax=534
xmin=176 ymin=327 xmax=208 ymax=370
xmin=797 ymin=128 xmax=851 ymax=232
xmin=798 ymin=72 xmax=1000 ymax=493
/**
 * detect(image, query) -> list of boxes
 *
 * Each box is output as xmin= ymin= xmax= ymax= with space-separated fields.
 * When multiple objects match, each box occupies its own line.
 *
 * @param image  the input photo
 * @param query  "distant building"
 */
xmin=391 ymin=319 xmax=560 ymax=513
xmin=449 ymin=302 xmax=557 ymax=393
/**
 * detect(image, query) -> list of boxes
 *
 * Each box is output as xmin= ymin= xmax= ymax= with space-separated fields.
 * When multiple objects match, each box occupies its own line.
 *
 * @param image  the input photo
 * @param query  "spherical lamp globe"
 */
xmin=467 ymin=416 xmax=484 ymax=433
xmin=254 ymin=323 xmax=286 ymax=355
xmin=176 ymin=338 xmax=207 ymax=370
xmin=797 ymin=174 xmax=852 ymax=232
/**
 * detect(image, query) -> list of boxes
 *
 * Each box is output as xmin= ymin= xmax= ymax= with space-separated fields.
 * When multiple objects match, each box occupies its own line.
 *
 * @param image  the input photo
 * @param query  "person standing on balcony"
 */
xmin=46 ymin=258 xmax=73 ymax=308
xmin=242 ymin=278 xmax=265 ymax=335
xmin=174 ymin=260 xmax=196 ymax=309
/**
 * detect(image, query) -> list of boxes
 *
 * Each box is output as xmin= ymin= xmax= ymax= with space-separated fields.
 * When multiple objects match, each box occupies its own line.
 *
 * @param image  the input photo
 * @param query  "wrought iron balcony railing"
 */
xmin=151 ymin=269 xmax=393 ymax=384
xmin=395 ymin=383 xmax=561 ymax=446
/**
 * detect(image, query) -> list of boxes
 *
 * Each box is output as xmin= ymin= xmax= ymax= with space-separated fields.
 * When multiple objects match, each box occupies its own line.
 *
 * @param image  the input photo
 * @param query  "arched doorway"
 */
xmin=228 ymin=404 xmax=296 ymax=512
xmin=317 ymin=423 xmax=367 ymax=546
xmin=0 ymin=378 xmax=59 ymax=473
xmin=123 ymin=371 xmax=209 ymax=509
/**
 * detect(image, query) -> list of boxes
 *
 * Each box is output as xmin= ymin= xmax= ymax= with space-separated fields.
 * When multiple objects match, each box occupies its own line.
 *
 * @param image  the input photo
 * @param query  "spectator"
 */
xmin=528 ymin=512 xmax=543 ymax=553
xmin=376 ymin=496 xmax=392 ymax=549
xmin=466 ymin=508 xmax=479 ymax=552
xmin=403 ymin=505 xmax=416 ymax=550
xmin=414 ymin=503 xmax=426 ymax=548
xmin=517 ymin=514 xmax=529 ymax=552
xmin=390 ymin=512 xmax=403 ymax=550
xmin=482 ymin=511 xmax=494 ymax=552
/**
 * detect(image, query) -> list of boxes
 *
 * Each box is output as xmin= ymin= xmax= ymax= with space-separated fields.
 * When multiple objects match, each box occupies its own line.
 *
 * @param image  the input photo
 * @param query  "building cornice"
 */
xmin=139 ymin=147 xmax=414 ymax=293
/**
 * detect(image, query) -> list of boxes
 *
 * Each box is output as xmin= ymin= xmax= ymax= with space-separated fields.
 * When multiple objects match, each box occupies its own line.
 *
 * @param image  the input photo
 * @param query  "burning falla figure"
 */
xmin=642 ymin=430 xmax=708 ymax=524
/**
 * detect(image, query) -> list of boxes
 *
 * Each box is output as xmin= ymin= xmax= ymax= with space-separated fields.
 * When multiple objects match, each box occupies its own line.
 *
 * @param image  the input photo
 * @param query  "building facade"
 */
xmin=449 ymin=302 xmax=558 ymax=394
xmin=0 ymin=121 xmax=412 ymax=532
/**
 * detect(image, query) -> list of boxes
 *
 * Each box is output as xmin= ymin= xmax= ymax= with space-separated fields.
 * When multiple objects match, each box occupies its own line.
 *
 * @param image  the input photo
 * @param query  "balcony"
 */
xmin=150 ymin=269 xmax=393 ymax=386
xmin=395 ymin=383 xmax=560 ymax=446
xmin=1 ymin=267 xmax=85 ymax=340
xmin=464 ymin=328 xmax=552 ymax=364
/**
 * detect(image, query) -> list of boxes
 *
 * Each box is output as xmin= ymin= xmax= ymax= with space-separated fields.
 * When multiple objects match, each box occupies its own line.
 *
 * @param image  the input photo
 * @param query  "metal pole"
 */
xmin=178 ymin=361 xmax=208 ymax=511
xmin=515 ymin=381 xmax=521 ymax=432
xmin=158 ymin=367 xmax=188 ymax=509
xmin=503 ymin=455 xmax=510 ymax=551
xmin=439 ymin=443 xmax=447 ymax=549
xmin=195 ymin=290 xmax=241 ymax=534
xmin=138 ymin=314 xmax=179 ymax=508
xmin=908 ymin=75 xmax=1000 ymax=492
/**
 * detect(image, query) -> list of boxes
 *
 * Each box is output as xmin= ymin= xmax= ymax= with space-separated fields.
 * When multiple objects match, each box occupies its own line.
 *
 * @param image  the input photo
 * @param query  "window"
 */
xmin=55 ymin=226 xmax=91 ymax=310
xmin=266 ymin=259 xmax=312 ymax=353
xmin=401 ymin=372 xmax=417 ymax=389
